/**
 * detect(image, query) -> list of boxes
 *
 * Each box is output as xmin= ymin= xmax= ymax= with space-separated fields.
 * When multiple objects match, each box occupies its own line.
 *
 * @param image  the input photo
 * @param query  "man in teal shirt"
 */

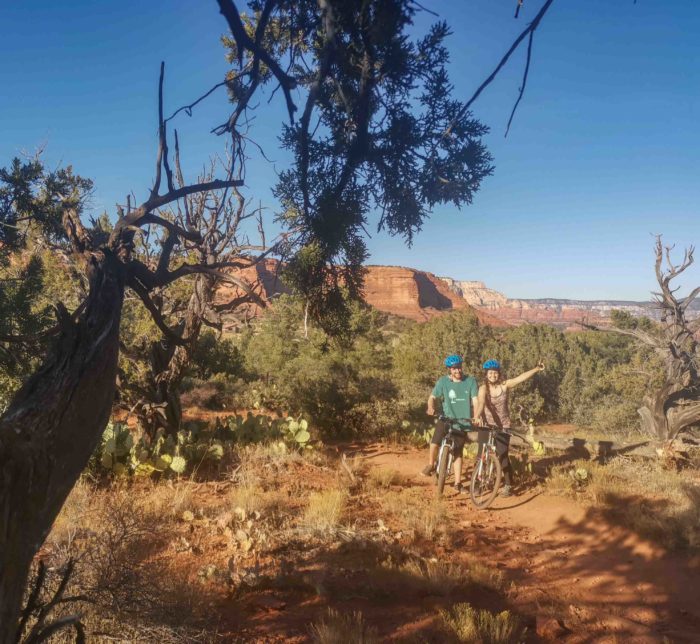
xmin=422 ymin=354 xmax=478 ymax=493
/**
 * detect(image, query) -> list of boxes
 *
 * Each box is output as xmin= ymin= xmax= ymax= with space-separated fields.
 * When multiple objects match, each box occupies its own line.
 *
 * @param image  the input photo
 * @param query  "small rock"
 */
xmin=182 ymin=510 xmax=194 ymax=522
xmin=235 ymin=529 xmax=249 ymax=543
xmin=234 ymin=507 xmax=247 ymax=522
xmin=216 ymin=511 xmax=233 ymax=529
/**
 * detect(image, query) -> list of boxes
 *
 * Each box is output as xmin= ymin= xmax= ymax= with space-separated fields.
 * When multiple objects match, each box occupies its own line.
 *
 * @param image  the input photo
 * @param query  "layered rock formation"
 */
xmin=217 ymin=259 xmax=698 ymax=330
xmin=362 ymin=266 xmax=508 ymax=325
xmin=217 ymin=260 xmax=509 ymax=327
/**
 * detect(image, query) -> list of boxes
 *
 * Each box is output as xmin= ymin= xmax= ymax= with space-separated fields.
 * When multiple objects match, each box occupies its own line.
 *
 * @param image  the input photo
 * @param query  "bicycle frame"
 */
xmin=470 ymin=424 xmax=503 ymax=508
xmin=435 ymin=417 xmax=469 ymax=495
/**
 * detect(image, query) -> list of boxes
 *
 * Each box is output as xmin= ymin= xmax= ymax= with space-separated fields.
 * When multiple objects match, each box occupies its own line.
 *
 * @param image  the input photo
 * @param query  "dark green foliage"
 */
xmin=240 ymin=294 xmax=397 ymax=436
xmin=0 ymin=158 xmax=91 ymax=409
xmin=0 ymin=157 xmax=92 ymax=254
xmin=224 ymin=1 xmax=493 ymax=334
xmin=189 ymin=329 xmax=245 ymax=380
xmin=393 ymin=310 xmax=492 ymax=403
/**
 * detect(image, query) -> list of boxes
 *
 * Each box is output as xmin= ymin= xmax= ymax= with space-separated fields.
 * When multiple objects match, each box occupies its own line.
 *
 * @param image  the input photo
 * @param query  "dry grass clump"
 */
xmin=375 ymin=556 xmax=504 ymax=598
xmin=546 ymin=457 xmax=700 ymax=549
xmin=385 ymin=558 xmax=467 ymax=596
xmin=381 ymin=490 xmax=447 ymax=541
xmin=464 ymin=561 xmax=505 ymax=592
xmin=366 ymin=467 xmax=407 ymax=489
xmin=440 ymin=602 xmax=524 ymax=643
xmin=302 ymin=488 xmax=348 ymax=532
xmin=310 ymin=608 xmax=379 ymax=644
xmin=229 ymin=480 xmax=286 ymax=518
xmin=41 ymin=481 xmax=214 ymax=641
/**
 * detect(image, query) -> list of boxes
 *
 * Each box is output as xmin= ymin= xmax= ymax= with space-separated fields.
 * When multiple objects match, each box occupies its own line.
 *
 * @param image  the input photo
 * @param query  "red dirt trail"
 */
xmin=364 ymin=444 xmax=700 ymax=643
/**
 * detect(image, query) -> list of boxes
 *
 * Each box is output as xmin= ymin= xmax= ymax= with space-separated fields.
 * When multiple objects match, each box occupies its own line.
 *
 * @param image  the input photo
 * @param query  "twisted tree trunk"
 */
xmin=0 ymin=253 xmax=124 ymax=643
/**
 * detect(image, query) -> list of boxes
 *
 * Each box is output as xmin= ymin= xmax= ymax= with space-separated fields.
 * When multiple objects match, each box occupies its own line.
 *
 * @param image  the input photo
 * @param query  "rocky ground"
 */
xmin=42 ymin=441 xmax=700 ymax=642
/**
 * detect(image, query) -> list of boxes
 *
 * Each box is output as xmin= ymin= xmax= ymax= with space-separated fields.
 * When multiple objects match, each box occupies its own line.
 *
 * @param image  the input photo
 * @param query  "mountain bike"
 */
xmin=435 ymin=415 xmax=470 ymax=497
xmin=470 ymin=424 xmax=503 ymax=509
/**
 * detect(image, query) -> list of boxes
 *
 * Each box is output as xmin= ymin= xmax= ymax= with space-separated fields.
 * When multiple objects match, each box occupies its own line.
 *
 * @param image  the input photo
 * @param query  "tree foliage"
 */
xmin=220 ymin=0 xmax=493 ymax=332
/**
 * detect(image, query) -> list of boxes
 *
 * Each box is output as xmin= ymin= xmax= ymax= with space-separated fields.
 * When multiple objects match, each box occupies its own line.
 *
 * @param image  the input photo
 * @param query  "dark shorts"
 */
xmin=431 ymin=418 xmax=469 ymax=458
xmin=477 ymin=428 xmax=511 ymax=457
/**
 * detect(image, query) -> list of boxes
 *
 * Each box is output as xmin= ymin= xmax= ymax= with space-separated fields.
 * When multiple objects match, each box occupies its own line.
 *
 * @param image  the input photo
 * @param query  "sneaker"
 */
xmin=453 ymin=483 xmax=465 ymax=494
xmin=421 ymin=464 xmax=436 ymax=477
xmin=499 ymin=485 xmax=513 ymax=497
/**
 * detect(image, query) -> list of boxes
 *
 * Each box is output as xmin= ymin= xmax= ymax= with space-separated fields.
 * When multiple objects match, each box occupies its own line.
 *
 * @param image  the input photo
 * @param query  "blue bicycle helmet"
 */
xmin=482 ymin=359 xmax=501 ymax=370
xmin=444 ymin=354 xmax=463 ymax=368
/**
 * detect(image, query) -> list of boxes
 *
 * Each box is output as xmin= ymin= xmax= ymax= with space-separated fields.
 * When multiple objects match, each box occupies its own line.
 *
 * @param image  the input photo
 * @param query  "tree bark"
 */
xmin=135 ymin=272 xmax=216 ymax=437
xmin=0 ymin=253 xmax=124 ymax=643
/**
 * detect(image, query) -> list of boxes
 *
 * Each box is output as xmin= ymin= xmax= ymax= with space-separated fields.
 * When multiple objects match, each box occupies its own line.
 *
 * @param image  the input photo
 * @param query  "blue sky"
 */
xmin=1 ymin=1 xmax=698 ymax=300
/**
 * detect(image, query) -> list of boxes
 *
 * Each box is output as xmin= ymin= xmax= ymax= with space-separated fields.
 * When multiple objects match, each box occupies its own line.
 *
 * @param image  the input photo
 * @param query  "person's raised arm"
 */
xmin=505 ymin=362 xmax=545 ymax=389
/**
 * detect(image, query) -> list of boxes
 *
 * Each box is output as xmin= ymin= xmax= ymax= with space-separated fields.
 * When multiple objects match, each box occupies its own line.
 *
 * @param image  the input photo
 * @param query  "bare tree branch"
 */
xmin=449 ymin=0 xmax=556 ymax=135
xmin=216 ymin=0 xmax=297 ymax=122
xmin=504 ymin=29 xmax=534 ymax=137
xmin=126 ymin=277 xmax=190 ymax=346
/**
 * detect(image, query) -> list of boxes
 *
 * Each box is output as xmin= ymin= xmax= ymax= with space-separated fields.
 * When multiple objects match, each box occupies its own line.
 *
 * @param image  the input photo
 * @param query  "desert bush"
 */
xmin=188 ymin=329 xmax=245 ymax=380
xmin=239 ymin=295 xmax=397 ymax=437
xmin=463 ymin=561 xmax=506 ymax=592
xmin=180 ymin=373 xmax=245 ymax=410
xmin=440 ymin=603 xmax=524 ymax=644
xmin=40 ymin=482 xmax=210 ymax=640
xmin=310 ymin=608 xmax=379 ymax=644
xmin=546 ymin=457 xmax=700 ymax=549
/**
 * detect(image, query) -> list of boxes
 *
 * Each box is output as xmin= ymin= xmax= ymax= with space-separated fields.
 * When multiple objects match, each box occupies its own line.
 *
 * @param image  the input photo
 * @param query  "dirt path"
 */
xmin=361 ymin=443 xmax=700 ymax=643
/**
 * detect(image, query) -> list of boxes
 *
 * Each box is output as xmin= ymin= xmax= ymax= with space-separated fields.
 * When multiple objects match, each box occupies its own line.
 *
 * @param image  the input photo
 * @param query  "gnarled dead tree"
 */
xmin=118 ymin=148 xmax=287 ymax=436
xmin=583 ymin=236 xmax=700 ymax=447
xmin=0 ymin=64 xmax=244 ymax=641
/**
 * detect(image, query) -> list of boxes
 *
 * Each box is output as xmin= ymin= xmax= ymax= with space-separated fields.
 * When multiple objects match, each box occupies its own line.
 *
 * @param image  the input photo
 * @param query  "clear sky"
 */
xmin=1 ymin=1 xmax=698 ymax=300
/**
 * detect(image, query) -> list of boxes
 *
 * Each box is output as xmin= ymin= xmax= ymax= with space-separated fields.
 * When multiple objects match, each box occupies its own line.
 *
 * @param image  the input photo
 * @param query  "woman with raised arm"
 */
xmin=474 ymin=360 xmax=545 ymax=497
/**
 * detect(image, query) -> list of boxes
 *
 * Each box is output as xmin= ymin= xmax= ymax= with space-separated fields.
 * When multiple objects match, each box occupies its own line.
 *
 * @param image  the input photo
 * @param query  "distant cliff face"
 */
xmin=217 ymin=260 xmax=695 ymax=330
xmin=363 ymin=266 xmax=508 ymax=325
xmin=217 ymin=261 xmax=509 ymax=328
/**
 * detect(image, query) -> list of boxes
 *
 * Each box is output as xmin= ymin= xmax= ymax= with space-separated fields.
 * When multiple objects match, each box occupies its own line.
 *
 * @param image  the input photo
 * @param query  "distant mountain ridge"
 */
xmin=218 ymin=259 xmax=699 ymax=329
xmin=438 ymin=278 xmax=700 ymax=328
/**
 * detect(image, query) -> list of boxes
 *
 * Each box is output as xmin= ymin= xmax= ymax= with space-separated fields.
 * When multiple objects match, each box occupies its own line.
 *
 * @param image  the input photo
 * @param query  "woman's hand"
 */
xmin=537 ymin=361 xmax=545 ymax=371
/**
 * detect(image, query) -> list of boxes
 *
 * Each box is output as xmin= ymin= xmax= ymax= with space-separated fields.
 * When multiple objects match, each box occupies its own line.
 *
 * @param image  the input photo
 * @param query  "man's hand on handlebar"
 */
xmin=473 ymin=417 xmax=483 ymax=427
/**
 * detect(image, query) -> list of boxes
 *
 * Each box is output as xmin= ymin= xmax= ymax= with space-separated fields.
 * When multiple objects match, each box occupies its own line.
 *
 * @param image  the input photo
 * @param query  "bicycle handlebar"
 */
xmin=437 ymin=415 xmax=472 ymax=432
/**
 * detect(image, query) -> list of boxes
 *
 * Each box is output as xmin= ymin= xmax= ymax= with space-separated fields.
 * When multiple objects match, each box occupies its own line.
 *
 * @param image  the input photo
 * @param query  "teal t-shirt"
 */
xmin=432 ymin=375 xmax=478 ymax=423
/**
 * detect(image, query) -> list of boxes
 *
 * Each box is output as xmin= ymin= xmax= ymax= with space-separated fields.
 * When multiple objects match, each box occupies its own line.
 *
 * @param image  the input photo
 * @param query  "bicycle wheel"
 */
xmin=436 ymin=444 xmax=450 ymax=497
xmin=470 ymin=450 xmax=502 ymax=509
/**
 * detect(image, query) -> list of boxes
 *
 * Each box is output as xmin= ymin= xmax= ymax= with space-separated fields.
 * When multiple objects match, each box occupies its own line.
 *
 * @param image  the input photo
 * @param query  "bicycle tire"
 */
xmin=469 ymin=450 xmax=502 ymax=509
xmin=436 ymin=444 xmax=450 ymax=497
